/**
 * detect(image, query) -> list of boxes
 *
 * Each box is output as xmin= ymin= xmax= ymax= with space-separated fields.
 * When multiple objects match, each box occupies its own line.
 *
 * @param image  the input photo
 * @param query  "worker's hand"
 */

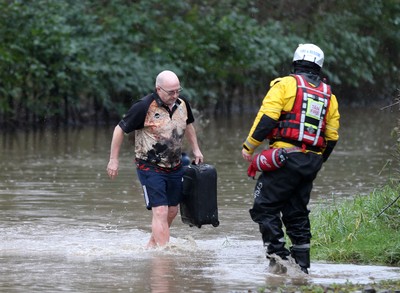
xmin=241 ymin=148 xmax=253 ymax=162
xmin=107 ymin=159 xmax=119 ymax=180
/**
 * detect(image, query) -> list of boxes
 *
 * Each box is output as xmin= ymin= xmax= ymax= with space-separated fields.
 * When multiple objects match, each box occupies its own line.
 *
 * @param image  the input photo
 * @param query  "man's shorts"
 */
xmin=136 ymin=167 xmax=184 ymax=210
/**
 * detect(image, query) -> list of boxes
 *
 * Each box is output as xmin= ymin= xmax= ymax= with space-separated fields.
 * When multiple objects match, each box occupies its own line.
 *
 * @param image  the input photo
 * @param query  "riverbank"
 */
xmin=311 ymin=184 xmax=400 ymax=266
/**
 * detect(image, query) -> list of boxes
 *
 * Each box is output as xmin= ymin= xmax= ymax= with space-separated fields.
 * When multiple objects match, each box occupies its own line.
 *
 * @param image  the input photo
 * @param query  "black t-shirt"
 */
xmin=119 ymin=93 xmax=195 ymax=168
xmin=119 ymin=93 xmax=194 ymax=133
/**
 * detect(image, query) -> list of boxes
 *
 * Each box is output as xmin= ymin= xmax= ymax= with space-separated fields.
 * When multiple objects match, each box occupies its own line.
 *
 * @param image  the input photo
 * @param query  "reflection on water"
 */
xmin=1 ymin=107 xmax=399 ymax=292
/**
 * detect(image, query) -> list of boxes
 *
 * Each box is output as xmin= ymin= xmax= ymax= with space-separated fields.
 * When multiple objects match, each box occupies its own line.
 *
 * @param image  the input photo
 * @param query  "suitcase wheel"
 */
xmin=212 ymin=221 xmax=220 ymax=227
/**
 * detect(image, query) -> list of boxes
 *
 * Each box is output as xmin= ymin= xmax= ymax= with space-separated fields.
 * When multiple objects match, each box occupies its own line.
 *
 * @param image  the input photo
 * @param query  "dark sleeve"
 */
xmin=322 ymin=140 xmax=337 ymax=162
xmin=252 ymin=114 xmax=278 ymax=142
xmin=180 ymin=96 xmax=195 ymax=124
xmin=118 ymin=95 xmax=153 ymax=133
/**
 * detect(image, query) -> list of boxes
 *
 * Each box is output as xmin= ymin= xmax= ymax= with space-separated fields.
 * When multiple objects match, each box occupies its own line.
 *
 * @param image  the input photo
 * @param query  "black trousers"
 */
xmin=249 ymin=151 xmax=323 ymax=257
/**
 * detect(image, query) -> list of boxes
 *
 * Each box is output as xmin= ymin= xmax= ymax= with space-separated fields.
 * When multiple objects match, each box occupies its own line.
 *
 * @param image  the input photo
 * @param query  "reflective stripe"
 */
xmin=312 ymin=82 xmax=329 ymax=146
xmin=264 ymin=237 xmax=286 ymax=247
xmin=297 ymin=75 xmax=306 ymax=87
xmin=298 ymin=81 xmax=331 ymax=97
xmin=271 ymin=149 xmax=280 ymax=168
xmin=256 ymin=155 xmax=262 ymax=171
xmin=299 ymin=93 xmax=307 ymax=141
xmin=244 ymin=138 xmax=258 ymax=153
xmin=323 ymin=83 xmax=327 ymax=95
xmin=142 ymin=185 xmax=149 ymax=207
xmin=303 ymin=134 xmax=315 ymax=141
xmin=292 ymin=243 xmax=310 ymax=249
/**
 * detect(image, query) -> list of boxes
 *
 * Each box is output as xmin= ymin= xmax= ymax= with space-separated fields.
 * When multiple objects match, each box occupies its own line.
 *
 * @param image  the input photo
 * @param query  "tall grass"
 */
xmin=310 ymin=184 xmax=400 ymax=265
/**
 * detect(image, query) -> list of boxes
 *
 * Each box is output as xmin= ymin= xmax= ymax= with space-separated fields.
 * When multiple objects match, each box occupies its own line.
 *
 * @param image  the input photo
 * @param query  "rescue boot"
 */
xmin=264 ymin=241 xmax=291 ymax=274
xmin=290 ymin=246 xmax=310 ymax=274
xmin=267 ymin=254 xmax=288 ymax=274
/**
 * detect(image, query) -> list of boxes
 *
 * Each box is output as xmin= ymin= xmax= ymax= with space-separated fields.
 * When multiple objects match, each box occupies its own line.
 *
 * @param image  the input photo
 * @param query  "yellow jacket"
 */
xmin=243 ymin=75 xmax=340 ymax=154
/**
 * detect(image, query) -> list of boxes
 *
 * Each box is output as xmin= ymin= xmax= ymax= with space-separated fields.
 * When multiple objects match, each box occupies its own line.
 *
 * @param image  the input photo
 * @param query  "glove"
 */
xmin=247 ymin=160 xmax=259 ymax=178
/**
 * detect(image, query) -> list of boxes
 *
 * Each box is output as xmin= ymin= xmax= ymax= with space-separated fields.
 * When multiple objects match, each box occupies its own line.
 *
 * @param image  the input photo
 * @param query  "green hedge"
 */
xmin=0 ymin=0 xmax=399 ymax=126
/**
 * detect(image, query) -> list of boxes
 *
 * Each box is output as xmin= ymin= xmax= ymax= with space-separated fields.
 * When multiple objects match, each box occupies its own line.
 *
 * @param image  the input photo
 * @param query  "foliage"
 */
xmin=0 ymin=0 xmax=399 ymax=127
xmin=392 ymin=90 xmax=400 ymax=180
xmin=311 ymin=184 xmax=400 ymax=265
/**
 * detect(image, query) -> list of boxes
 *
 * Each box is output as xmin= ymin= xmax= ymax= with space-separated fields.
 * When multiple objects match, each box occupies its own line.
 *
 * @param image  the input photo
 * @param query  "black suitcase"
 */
xmin=180 ymin=163 xmax=219 ymax=228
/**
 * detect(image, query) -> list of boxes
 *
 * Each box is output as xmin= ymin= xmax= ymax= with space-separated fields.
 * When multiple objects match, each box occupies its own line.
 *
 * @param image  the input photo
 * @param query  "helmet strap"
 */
xmin=292 ymin=60 xmax=321 ymax=76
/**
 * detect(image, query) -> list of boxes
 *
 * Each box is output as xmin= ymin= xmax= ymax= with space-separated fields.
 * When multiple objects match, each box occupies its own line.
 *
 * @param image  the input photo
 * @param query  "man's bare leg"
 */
xmin=148 ymin=205 xmax=170 ymax=247
xmin=167 ymin=205 xmax=178 ymax=226
xmin=146 ymin=205 xmax=179 ymax=248
xmin=146 ymin=234 xmax=157 ymax=248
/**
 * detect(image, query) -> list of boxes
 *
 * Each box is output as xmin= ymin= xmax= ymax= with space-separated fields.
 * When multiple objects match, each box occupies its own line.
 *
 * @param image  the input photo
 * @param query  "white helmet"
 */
xmin=293 ymin=44 xmax=324 ymax=68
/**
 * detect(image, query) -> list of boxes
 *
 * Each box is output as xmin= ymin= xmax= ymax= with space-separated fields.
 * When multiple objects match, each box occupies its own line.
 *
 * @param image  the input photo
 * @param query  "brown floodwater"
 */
xmin=1 ymin=107 xmax=399 ymax=292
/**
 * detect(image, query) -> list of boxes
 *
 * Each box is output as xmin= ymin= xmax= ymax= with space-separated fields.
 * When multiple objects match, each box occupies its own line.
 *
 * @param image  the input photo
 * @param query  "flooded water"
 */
xmin=1 ymin=107 xmax=399 ymax=292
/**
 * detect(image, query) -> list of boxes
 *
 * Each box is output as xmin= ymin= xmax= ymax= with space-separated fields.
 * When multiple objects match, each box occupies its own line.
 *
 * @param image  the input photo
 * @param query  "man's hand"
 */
xmin=107 ymin=159 xmax=119 ymax=180
xmin=192 ymin=149 xmax=204 ymax=165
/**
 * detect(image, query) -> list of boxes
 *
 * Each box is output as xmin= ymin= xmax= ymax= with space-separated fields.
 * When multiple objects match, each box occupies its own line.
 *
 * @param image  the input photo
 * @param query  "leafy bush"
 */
xmin=0 ymin=0 xmax=399 ymax=127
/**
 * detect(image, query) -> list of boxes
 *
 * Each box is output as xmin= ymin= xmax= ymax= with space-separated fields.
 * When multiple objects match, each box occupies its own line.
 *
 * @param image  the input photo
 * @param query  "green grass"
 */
xmin=310 ymin=184 xmax=400 ymax=265
xmin=258 ymin=279 xmax=400 ymax=293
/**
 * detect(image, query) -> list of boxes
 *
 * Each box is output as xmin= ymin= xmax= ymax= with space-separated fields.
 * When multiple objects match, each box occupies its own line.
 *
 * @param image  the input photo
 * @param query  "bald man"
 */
xmin=107 ymin=70 xmax=203 ymax=248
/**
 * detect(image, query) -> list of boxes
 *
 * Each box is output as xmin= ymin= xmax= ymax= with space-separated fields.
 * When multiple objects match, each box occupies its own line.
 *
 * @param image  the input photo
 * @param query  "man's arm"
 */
xmin=107 ymin=125 xmax=125 ymax=179
xmin=185 ymin=123 xmax=203 ymax=164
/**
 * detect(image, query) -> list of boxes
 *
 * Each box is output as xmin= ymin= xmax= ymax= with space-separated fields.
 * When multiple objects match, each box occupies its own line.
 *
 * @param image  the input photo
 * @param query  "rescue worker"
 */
xmin=241 ymin=44 xmax=340 ymax=274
